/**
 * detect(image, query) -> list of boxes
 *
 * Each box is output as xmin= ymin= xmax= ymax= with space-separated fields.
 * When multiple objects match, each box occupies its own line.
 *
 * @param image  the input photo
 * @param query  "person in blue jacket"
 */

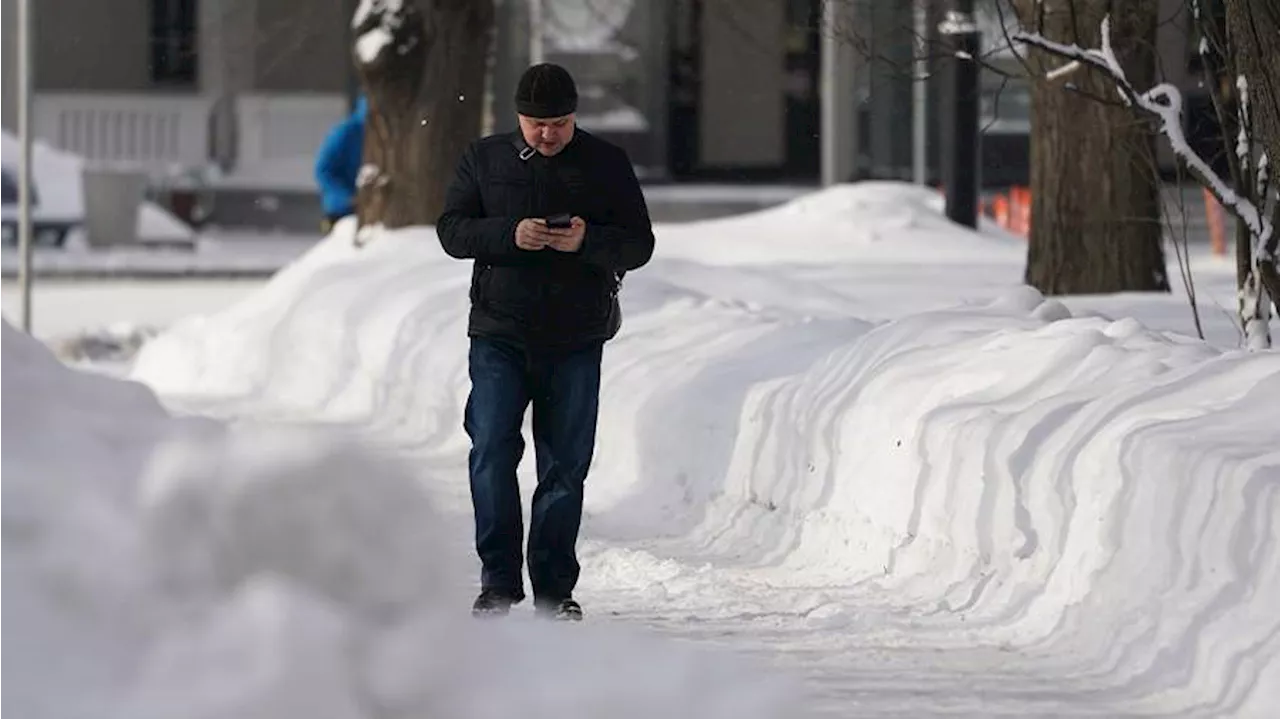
xmin=314 ymin=96 xmax=368 ymax=231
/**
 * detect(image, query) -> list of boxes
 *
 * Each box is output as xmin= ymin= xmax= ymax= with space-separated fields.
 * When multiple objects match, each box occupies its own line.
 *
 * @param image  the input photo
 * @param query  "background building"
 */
xmin=1 ymin=0 xmax=1211 ymax=231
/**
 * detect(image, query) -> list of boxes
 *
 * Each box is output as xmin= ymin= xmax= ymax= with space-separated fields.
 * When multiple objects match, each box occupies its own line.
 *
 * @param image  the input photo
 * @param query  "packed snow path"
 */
xmin=115 ymin=185 xmax=1280 ymax=716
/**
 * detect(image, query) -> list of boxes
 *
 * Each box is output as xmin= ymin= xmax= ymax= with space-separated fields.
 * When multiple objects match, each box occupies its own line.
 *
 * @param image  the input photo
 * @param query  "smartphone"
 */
xmin=545 ymin=213 xmax=572 ymax=229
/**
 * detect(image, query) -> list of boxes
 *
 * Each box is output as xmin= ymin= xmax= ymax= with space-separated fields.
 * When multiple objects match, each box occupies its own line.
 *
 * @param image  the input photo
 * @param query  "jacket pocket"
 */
xmin=486 ymin=265 xmax=540 ymax=315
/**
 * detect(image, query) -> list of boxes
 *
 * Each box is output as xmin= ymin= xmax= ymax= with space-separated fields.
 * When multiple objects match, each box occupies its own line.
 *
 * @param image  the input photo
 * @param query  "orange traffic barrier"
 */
xmin=992 ymin=193 xmax=1011 ymax=229
xmin=985 ymin=186 xmax=1031 ymax=238
xmin=1203 ymin=187 xmax=1226 ymax=256
xmin=1010 ymin=186 xmax=1031 ymax=236
xmin=935 ymin=184 xmax=1032 ymax=239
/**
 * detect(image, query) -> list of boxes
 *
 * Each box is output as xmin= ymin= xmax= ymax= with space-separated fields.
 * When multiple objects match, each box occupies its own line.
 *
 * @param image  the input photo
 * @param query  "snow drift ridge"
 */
xmin=126 ymin=191 xmax=1280 ymax=715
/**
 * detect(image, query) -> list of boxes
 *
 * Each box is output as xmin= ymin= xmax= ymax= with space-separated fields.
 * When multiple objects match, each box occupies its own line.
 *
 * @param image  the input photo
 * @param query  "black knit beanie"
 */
xmin=515 ymin=63 xmax=578 ymax=118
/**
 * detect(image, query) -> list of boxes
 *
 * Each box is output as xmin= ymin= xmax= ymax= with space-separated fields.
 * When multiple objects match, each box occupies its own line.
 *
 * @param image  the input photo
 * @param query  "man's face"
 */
xmin=518 ymin=114 xmax=575 ymax=156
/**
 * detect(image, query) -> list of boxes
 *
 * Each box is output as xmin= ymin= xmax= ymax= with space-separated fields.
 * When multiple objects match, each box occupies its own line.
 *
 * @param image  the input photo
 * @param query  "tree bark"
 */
xmin=1221 ymin=0 xmax=1280 ymax=343
xmin=1014 ymin=0 xmax=1169 ymax=295
xmin=1223 ymin=0 xmax=1280 ymax=176
xmin=353 ymin=0 xmax=494 ymax=228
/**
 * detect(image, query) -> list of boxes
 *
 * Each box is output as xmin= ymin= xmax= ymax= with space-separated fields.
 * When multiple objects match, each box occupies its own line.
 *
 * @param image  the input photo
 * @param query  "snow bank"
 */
xmin=1 ymin=130 xmax=85 ymax=221
xmin=130 ymin=182 xmax=1280 ymax=714
xmin=652 ymin=181 xmax=1025 ymax=266
xmin=4 ymin=319 xmax=200 ymax=717
xmin=1 ymin=130 xmax=194 ymax=242
xmin=49 ymin=322 xmax=162 ymax=364
xmin=3 ymin=316 xmax=802 ymax=718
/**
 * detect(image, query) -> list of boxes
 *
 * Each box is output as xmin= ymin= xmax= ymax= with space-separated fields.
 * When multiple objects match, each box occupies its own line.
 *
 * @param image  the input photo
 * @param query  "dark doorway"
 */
xmin=666 ymin=0 xmax=821 ymax=182
xmin=667 ymin=0 xmax=702 ymax=177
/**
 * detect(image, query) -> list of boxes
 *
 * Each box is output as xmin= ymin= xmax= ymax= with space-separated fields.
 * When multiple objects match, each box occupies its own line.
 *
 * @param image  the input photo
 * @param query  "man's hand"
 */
xmin=546 ymin=217 xmax=586 ymax=253
xmin=515 ymin=218 xmax=555 ymax=251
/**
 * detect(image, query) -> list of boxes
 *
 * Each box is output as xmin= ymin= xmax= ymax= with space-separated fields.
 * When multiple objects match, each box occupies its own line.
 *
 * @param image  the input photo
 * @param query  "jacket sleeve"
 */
xmin=435 ymin=143 xmax=528 ymax=265
xmin=314 ymin=124 xmax=356 ymax=213
xmin=578 ymin=147 xmax=655 ymax=273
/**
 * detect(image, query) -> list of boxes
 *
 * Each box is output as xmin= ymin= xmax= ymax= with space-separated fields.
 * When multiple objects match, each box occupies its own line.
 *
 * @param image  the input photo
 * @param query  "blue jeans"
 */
xmin=464 ymin=337 xmax=602 ymax=601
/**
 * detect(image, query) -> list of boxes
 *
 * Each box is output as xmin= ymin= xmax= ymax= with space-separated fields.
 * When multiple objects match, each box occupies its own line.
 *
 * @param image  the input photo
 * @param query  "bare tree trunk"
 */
xmin=1190 ymin=3 xmax=1253 ymax=289
xmin=353 ymin=0 xmax=494 ymax=228
xmin=1196 ymin=0 xmax=1280 ymax=345
xmin=1222 ymin=0 xmax=1280 ymax=332
xmin=1015 ymin=0 xmax=1169 ymax=295
xmin=1223 ymin=0 xmax=1280 ymax=169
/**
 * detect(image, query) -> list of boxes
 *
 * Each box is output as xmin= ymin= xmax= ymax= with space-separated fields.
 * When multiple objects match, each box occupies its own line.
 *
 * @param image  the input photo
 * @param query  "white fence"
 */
xmin=33 ymin=93 xmax=213 ymax=173
xmin=30 ymin=92 xmax=350 ymax=189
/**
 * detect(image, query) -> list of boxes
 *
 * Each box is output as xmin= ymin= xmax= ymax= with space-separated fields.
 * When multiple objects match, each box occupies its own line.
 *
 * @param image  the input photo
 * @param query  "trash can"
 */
xmin=82 ymin=167 xmax=146 ymax=248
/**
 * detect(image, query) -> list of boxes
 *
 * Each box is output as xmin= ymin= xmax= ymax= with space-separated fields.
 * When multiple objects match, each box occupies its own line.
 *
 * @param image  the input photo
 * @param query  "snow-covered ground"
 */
xmin=7 ymin=182 xmax=1277 ymax=716
xmin=0 ymin=278 xmax=268 ymax=375
xmin=0 ymin=233 xmax=320 ymax=279
xmin=0 ymin=279 xmax=265 ymax=341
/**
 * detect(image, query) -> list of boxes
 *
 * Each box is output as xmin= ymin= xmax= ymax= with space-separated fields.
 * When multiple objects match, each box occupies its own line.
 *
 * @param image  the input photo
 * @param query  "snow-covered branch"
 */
xmin=1013 ymin=13 xmax=1279 ymax=348
xmin=355 ymin=163 xmax=382 ymax=187
xmin=353 ymin=0 xmax=407 ymax=65
xmin=1011 ymin=17 xmax=1273 ymax=253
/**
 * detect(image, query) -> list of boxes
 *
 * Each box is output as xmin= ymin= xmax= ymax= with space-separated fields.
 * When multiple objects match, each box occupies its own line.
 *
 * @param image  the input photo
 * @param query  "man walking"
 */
xmin=436 ymin=63 xmax=655 ymax=621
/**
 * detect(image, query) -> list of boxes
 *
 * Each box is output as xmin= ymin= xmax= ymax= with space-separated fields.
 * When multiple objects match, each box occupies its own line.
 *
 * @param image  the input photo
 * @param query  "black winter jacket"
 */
xmin=436 ymin=128 xmax=655 ymax=350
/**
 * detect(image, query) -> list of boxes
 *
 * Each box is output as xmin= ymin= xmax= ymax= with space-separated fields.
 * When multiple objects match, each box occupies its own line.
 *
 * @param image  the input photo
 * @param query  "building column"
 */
xmin=200 ymin=0 xmax=257 ymax=170
xmin=820 ymin=0 xmax=858 ymax=186
xmin=2 ymin=0 xmax=20 ymax=132
xmin=868 ymin=0 xmax=913 ymax=180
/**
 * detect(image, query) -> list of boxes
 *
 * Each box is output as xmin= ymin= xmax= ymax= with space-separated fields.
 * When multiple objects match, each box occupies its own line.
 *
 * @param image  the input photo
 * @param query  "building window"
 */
xmin=150 ymin=0 xmax=198 ymax=86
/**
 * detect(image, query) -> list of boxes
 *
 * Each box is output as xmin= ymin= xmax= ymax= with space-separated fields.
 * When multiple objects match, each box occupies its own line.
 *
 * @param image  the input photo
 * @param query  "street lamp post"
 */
xmin=940 ymin=2 xmax=980 ymax=228
xmin=820 ymin=0 xmax=858 ymax=187
xmin=18 ymin=0 xmax=36 ymax=332
xmin=912 ymin=0 xmax=929 ymax=185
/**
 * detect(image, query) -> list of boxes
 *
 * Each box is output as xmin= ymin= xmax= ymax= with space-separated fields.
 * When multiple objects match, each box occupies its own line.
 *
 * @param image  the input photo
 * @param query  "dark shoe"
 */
xmin=535 ymin=596 xmax=583 ymax=622
xmin=471 ymin=588 xmax=524 ymax=617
